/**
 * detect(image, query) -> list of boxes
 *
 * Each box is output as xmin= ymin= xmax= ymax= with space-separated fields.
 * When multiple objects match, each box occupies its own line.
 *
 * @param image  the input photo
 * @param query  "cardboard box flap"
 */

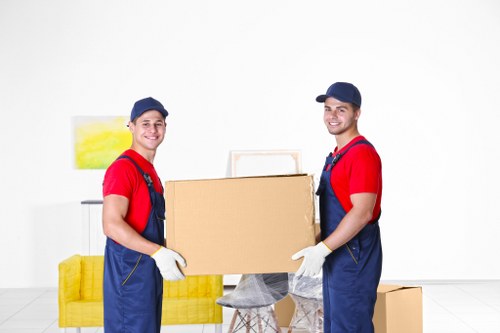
xmin=377 ymin=284 xmax=404 ymax=294
xmin=169 ymin=173 xmax=310 ymax=183
xmin=377 ymin=284 xmax=421 ymax=294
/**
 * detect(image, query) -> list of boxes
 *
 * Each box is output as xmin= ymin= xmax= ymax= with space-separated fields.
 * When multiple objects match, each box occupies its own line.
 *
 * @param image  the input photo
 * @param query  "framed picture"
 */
xmin=73 ymin=116 xmax=131 ymax=169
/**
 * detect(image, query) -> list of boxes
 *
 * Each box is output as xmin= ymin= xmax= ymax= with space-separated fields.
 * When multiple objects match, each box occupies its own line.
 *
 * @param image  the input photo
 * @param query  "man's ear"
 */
xmin=355 ymin=108 xmax=361 ymax=120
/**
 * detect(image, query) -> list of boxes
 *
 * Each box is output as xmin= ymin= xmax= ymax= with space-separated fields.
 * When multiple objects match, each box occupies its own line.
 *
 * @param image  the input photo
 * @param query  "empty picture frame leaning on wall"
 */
xmin=229 ymin=150 xmax=302 ymax=177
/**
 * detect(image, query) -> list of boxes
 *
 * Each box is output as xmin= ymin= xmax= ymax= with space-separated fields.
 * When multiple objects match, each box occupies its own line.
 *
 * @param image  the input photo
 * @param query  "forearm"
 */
xmin=104 ymin=218 xmax=161 ymax=255
xmin=102 ymin=194 xmax=162 ymax=256
xmin=322 ymin=204 xmax=373 ymax=252
xmin=292 ymin=193 xmax=377 ymax=277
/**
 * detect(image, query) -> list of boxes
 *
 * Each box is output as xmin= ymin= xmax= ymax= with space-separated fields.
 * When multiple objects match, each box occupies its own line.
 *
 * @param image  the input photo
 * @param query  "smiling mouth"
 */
xmin=329 ymin=122 xmax=340 ymax=126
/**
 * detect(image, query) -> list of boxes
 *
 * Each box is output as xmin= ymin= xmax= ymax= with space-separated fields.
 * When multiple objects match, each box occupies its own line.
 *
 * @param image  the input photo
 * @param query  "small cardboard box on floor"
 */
xmin=275 ymin=284 xmax=422 ymax=332
xmin=165 ymin=174 xmax=316 ymax=275
xmin=373 ymin=284 xmax=423 ymax=333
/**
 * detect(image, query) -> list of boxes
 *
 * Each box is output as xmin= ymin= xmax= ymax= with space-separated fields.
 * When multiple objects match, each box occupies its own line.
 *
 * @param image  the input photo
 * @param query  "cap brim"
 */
xmin=315 ymin=94 xmax=360 ymax=107
xmin=316 ymin=95 xmax=328 ymax=103
xmin=160 ymin=109 xmax=169 ymax=117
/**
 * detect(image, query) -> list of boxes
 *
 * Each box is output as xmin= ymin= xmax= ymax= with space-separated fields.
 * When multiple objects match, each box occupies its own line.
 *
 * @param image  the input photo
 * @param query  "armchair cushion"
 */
xmin=163 ymin=275 xmax=223 ymax=324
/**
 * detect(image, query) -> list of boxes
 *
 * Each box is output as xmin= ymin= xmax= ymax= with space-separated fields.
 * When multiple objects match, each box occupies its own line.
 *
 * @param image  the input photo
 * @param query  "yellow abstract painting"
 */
xmin=74 ymin=116 xmax=131 ymax=169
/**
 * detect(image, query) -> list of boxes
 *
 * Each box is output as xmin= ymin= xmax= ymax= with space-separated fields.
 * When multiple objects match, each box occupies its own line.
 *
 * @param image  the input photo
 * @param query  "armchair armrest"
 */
xmin=58 ymin=255 xmax=82 ymax=327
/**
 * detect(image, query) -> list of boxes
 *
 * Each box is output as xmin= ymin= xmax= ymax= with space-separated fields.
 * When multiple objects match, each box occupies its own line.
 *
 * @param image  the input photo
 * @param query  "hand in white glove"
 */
xmin=291 ymin=242 xmax=332 ymax=277
xmin=151 ymin=246 xmax=187 ymax=281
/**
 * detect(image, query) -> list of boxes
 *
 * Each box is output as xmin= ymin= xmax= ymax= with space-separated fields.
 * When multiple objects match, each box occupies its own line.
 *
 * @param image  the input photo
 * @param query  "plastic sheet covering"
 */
xmin=288 ymin=273 xmax=323 ymax=300
xmin=216 ymin=273 xmax=289 ymax=309
xmin=288 ymin=273 xmax=324 ymax=333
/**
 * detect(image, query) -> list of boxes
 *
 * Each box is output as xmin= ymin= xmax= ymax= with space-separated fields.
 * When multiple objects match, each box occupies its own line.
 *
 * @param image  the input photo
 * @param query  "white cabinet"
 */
xmin=81 ymin=200 xmax=106 ymax=255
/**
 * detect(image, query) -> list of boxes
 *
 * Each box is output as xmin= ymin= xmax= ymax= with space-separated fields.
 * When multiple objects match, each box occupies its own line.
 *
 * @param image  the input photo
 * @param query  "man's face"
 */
xmin=129 ymin=110 xmax=166 ymax=152
xmin=323 ymin=97 xmax=360 ymax=136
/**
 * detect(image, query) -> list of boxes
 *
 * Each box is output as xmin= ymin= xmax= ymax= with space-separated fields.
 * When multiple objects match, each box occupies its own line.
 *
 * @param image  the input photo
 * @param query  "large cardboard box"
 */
xmin=275 ymin=284 xmax=423 ymax=332
xmin=373 ymin=284 xmax=423 ymax=333
xmin=165 ymin=174 xmax=316 ymax=275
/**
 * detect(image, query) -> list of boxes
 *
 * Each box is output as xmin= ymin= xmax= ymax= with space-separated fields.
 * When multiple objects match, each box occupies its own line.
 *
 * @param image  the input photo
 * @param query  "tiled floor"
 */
xmin=1 ymin=281 xmax=499 ymax=332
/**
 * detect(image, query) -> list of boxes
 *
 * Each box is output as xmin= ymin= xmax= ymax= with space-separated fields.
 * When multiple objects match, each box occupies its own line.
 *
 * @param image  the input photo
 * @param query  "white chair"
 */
xmin=287 ymin=273 xmax=323 ymax=333
xmin=217 ymin=273 xmax=289 ymax=332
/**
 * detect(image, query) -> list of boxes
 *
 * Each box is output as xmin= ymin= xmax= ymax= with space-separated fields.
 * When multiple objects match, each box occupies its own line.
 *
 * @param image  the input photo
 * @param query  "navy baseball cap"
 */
xmin=130 ymin=97 xmax=169 ymax=121
xmin=316 ymin=82 xmax=362 ymax=107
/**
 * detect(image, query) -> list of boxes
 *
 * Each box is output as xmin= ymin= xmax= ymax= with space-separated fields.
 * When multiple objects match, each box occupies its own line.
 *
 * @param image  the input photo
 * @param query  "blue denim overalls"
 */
xmin=316 ymin=140 xmax=383 ymax=333
xmin=104 ymin=155 xmax=165 ymax=333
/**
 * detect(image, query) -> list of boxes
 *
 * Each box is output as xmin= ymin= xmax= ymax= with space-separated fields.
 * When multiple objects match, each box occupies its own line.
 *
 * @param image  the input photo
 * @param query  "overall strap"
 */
xmin=117 ymin=155 xmax=153 ymax=188
xmin=329 ymin=139 xmax=373 ymax=169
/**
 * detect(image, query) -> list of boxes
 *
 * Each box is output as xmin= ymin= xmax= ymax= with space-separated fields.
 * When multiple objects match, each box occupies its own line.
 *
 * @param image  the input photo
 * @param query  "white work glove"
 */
xmin=291 ymin=242 xmax=332 ymax=277
xmin=151 ymin=246 xmax=187 ymax=281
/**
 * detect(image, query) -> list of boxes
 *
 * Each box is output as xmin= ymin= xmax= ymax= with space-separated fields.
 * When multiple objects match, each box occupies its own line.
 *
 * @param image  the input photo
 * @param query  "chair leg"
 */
xmin=246 ymin=311 xmax=251 ymax=333
xmin=257 ymin=308 xmax=263 ymax=333
xmin=228 ymin=309 xmax=239 ymax=332
xmin=76 ymin=328 xmax=81 ymax=333
xmin=214 ymin=323 xmax=222 ymax=333
xmin=60 ymin=328 xmax=66 ymax=333
xmin=269 ymin=308 xmax=281 ymax=333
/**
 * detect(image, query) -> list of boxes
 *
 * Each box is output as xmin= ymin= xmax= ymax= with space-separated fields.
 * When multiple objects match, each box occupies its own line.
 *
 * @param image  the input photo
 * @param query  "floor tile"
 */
xmin=0 ymin=329 xmax=45 ymax=333
xmin=0 ymin=318 xmax=55 ymax=329
xmin=160 ymin=324 xmax=204 ymax=332
xmin=0 ymin=303 xmax=25 ymax=316
xmin=457 ymin=282 xmax=500 ymax=306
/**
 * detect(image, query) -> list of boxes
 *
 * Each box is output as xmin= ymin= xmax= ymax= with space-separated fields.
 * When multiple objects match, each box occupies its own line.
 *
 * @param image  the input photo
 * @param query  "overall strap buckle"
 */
xmin=328 ymin=139 xmax=373 ymax=170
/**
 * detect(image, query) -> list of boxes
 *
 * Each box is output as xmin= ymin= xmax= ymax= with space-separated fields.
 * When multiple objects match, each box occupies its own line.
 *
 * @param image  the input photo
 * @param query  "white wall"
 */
xmin=1 ymin=0 xmax=499 ymax=287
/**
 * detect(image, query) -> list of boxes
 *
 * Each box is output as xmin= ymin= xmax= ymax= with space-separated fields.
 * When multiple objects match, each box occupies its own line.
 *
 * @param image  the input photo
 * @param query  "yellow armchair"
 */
xmin=58 ymin=255 xmax=223 ymax=332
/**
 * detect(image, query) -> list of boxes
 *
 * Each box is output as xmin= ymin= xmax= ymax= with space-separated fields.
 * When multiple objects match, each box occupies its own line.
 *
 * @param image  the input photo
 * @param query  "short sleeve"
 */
xmin=349 ymin=147 xmax=381 ymax=195
xmin=103 ymin=159 xmax=137 ymax=199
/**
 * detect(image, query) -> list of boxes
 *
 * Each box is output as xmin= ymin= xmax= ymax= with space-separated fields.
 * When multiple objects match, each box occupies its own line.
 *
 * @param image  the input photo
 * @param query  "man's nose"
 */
xmin=327 ymin=109 xmax=339 ymax=117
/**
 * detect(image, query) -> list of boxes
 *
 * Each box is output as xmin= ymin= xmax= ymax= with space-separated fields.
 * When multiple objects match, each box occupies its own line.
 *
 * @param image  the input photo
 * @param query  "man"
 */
xmin=292 ymin=82 xmax=383 ymax=333
xmin=102 ymin=97 xmax=186 ymax=333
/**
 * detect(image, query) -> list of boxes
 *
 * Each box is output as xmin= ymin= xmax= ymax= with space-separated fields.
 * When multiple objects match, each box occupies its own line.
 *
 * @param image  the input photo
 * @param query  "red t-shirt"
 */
xmin=330 ymin=136 xmax=382 ymax=222
xmin=102 ymin=149 xmax=164 ymax=234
